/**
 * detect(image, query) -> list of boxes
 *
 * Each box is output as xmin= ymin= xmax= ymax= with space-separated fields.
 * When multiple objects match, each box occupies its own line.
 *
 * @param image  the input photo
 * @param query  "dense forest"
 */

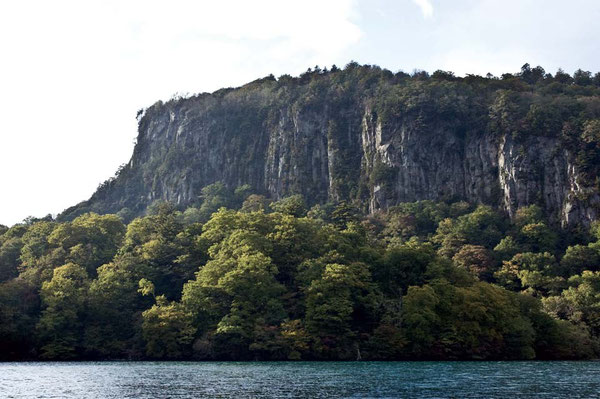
xmin=1 ymin=183 xmax=599 ymax=360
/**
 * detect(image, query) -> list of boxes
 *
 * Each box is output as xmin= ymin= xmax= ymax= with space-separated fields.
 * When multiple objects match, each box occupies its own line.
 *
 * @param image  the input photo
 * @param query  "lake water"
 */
xmin=0 ymin=361 xmax=599 ymax=398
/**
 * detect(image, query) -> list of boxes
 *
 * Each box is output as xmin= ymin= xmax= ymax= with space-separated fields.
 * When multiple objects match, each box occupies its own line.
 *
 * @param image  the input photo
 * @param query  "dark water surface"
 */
xmin=0 ymin=361 xmax=599 ymax=398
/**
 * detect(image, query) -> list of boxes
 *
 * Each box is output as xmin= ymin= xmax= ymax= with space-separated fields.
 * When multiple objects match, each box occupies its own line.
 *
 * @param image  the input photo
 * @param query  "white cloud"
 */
xmin=422 ymin=0 xmax=600 ymax=76
xmin=411 ymin=0 xmax=433 ymax=18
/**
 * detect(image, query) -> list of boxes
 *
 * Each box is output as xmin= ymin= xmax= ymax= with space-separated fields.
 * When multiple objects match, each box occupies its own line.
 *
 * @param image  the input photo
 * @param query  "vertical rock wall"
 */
xmin=60 ymin=76 xmax=600 ymax=228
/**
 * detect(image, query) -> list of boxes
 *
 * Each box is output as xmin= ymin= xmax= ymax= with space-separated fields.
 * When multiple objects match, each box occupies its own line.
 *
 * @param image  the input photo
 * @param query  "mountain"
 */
xmin=59 ymin=63 xmax=600 ymax=227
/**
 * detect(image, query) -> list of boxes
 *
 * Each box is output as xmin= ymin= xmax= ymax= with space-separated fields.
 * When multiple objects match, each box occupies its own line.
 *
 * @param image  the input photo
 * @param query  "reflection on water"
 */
xmin=0 ymin=361 xmax=599 ymax=398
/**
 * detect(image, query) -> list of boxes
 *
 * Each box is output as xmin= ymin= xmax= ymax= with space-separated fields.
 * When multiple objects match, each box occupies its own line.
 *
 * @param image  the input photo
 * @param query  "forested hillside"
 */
xmin=1 ymin=187 xmax=599 ymax=360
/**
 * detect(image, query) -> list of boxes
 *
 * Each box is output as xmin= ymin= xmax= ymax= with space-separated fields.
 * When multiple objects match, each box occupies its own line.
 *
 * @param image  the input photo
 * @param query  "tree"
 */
xmin=560 ymin=245 xmax=600 ymax=276
xmin=0 ymin=279 xmax=39 ymax=360
xmin=519 ymin=63 xmax=545 ymax=84
xmin=452 ymin=245 xmax=496 ymax=281
xmin=267 ymin=213 xmax=322 ymax=287
xmin=119 ymin=204 xmax=193 ymax=299
xmin=212 ymin=252 xmax=286 ymax=358
xmin=581 ymin=119 xmax=600 ymax=146
xmin=431 ymin=70 xmax=456 ymax=81
xmin=543 ymin=271 xmax=600 ymax=335
xmin=270 ymin=195 xmax=307 ymax=217
xmin=18 ymin=221 xmax=58 ymax=287
xmin=44 ymin=213 xmax=125 ymax=277
xmin=519 ymin=222 xmax=558 ymax=253
xmin=241 ymin=194 xmax=270 ymax=212
xmin=573 ymin=69 xmax=593 ymax=86
xmin=183 ymin=234 xmax=286 ymax=359
xmin=305 ymin=262 xmax=378 ymax=358
xmin=84 ymin=254 xmax=150 ymax=358
xmin=116 ymin=207 xmax=134 ymax=223
xmin=180 ymin=207 xmax=203 ymax=225
xmin=495 ymin=252 xmax=564 ymax=295
xmin=330 ymin=201 xmax=360 ymax=229
xmin=433 ymin=205 xmax=505 ymax=257
xmin=494 ymin=236 xmax=521 ymax=260
xmin=0 ymin=237 xmax=23 ymax=282
xmin=401 ymin=284 xmax=440 ymax=357
xmin=141 ymin=294 xmax=195 ymax=359
xmin=402 ymin=280 xmax=537 ymax=359
xmin=554 ymin=68 xmax=573 ymax=84
xmin=199 ymin=182 xmax=231 ymax=221
xmin=514 ymin=205 xmax=543 ymax=227
xmin=37 ymin=263 xmax=89 ymax=359
xmin=233 ymin=184 xmax=253 ymax=208
xmin=375 ymin=240 xmax=436 ymax=294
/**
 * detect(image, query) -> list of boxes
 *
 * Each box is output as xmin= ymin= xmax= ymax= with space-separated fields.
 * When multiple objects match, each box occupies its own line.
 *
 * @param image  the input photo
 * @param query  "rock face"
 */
xmin=60 ymin=67 xmax=600 ymax=226
xmin=361 ymin=107 xmax=599 ymax=227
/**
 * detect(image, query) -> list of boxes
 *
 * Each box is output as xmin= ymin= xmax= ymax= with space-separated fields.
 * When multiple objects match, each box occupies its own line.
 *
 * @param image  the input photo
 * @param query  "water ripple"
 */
xmin=0 ymin=361 xmax=599 ymax=398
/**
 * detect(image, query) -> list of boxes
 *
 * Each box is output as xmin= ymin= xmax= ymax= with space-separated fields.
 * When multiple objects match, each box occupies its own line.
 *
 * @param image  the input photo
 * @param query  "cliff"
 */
xmin=59 ymin=64 xmax=600 ymax=227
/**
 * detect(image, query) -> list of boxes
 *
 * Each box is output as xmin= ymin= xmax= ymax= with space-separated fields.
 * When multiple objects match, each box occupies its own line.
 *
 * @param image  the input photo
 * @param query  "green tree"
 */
xmin=305 ymin=262 xmax=379 ymax=358
xmin=402 ymin=280 xmax=537 ymax=359
xmin=543 ymin=271 xmax=600 ymax=335
xmin=198 ymin=182 xmax=231 ymax=221
xmin=37 ymin=263 xmax=89 ymax=359
xmin=495 ymin=252 xmax=564 ymax=295
xmin=0 ymin=237 xmax=23 ymax=282
xmin=0 ymin=279 xmax=39 ymax=359
xmin=514 ymin=205 xmax=543 ymax=227
xmin=375 ymin=240 xmax=436 ymax=294
xmin=330 ymin=201 xmax=360 ymax=229
xmin=560 ymin=244 xmax=600 ymax=276
xmin=120 ymin=204 xmax=197 ymax=299
xmin=84 ymin=254 xmax=149 ymax=358
xmin=48 ymin=213 xmax=125 ymax=277
xmin=573 ymin=69 xmax=593 ymax=86
xmin=141 ymin=293 xmax=195 ymax=359
xmin=18 ymin=221 xmax=59 ymax=287
xmin=270 ymin=194 xmax=307 ymax=217
xmin=183 ymin=229 xmax=286 ymax=359
xmin=518 ymin=222 xmax=558 ymax=253
xmin=493 ymin=236 xmax=521 ymax=260
xmin=241 ymin=194 xmax=270 ymax=213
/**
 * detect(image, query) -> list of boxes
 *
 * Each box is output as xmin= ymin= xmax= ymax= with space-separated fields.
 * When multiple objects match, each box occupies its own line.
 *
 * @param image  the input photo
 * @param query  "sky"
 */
xmin=0 ymin=0 xmax=599 ymax=226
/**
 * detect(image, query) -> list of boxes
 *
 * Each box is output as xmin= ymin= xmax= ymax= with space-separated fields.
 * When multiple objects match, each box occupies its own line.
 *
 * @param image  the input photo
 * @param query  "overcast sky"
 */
xmin=1 ymin=0 xmax=599 ymax=226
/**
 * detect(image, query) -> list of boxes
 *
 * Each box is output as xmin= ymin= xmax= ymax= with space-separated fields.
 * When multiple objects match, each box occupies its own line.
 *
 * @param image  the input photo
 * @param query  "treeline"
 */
xmin=1 ymin=184 xmax=599 ymax=360
xmin=265 ymin=61 xmax=600 ymax=90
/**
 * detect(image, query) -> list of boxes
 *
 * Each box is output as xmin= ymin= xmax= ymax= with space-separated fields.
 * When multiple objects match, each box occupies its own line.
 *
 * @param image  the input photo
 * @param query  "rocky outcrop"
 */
xmin=361 ymin=110 xmax=599 ymax=226
xmin=59 ymin=68 xmax=600 ymax=227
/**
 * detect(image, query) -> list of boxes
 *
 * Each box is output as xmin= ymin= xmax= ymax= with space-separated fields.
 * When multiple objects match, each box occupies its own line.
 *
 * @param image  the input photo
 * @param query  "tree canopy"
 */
xmin=1 ymin=187 xmax=600 ymax=360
